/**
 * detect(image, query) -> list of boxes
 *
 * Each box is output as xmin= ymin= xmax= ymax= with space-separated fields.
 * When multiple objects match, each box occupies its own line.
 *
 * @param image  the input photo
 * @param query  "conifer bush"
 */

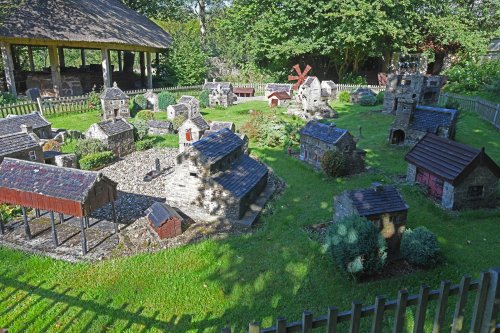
xmin=321 ymin=150 xmax=347 ymax=177
xmin=79 ymin=151 xmax=115 ymax=170
xmin=401 ymin=227 xmax=441 ymax=267
xmin=157 ymin=92 xmax=176 ymax=110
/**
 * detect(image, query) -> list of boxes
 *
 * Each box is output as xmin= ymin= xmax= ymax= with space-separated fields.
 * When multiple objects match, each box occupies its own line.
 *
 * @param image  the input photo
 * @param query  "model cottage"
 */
xmin=299 ymin=121 xmax=365 ymax=173
xmin=0 ymin=112 xmax=52 ymax=139
xmin=295 ymin=77 xmax=336 ymax=118
xmin=85 ymin=119 xmax=135 ymax=156
xmin=388 ymin=99 xmax=458 ymax=145
xmin=0 ymin=126 xmax=43 ymax=163
xmin=405 ymin=134 xmax=500 ymax=210
xmin=202 ymin=81 xmax=236 ymax=107
xmin=167 ymin=95 xmax=201 ymax=120
xmin=146 ymin=202 xmax=184 ymax=239
xmin=203 ymin=121 xmax=236 ymax=138
xmin=334 ymin=184 xmax=409 ymax=254
xmin=264 ymin=83 xmax=293 ymax=98
xmin=166 ymin=129 xmax=268 ymax=220
xmin=178 ymin=116 xmax=210 ymax=153
xmin=268 ymin=91 xmax=292 ymax=107
xmin=100 ymin=82 xmax=130 ymax=120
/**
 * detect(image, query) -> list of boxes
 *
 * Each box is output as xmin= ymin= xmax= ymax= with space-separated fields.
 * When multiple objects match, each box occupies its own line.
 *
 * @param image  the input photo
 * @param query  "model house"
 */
xmin=100 ymin=82 xmax=130 ymax=120
xmin=85 ymin=118 xmax=135 ymax=156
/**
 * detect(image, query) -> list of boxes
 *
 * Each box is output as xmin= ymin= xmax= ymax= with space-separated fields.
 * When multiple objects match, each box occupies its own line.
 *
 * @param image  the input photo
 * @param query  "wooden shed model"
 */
xmin=146 ymin=202 xmax=184 ymax=239
xmin=234 ymin=87 xmax=255 ymax=97
xmin=268 ymin=91 xmax=292 ymax=107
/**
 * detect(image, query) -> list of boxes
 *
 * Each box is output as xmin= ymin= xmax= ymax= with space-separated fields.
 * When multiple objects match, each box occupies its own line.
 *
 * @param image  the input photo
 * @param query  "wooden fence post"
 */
xmin=349 ymin=302 xmax=362 ymax=333
xmin=36 ymin=97 xmax=44 ymax=115
xmin=471 ymin=271 xmax=492 ymax=332
xmin=371 ymin=296 xmax=385 ymax=333
xmin=249 ymin=322 xmax=260 ymax=333
xmin=326 ymin=307 xmax=338 ymax=333
xmin=480 ymin=267 xmax=500 ymax=333
xmin=493 ymin=105 xmax=500 ymax=127
xmin=276 ymin=317 xmax=287 ymax=333
xmin=433 ymin=280 xmax=451 ymax=333
xmin=393 ymin=290 xmax=408 ymax=333
xmin=302 ymin=311 xmax=313 ymax=333
xmin=451 ymin=275 xmax=471 ymax=333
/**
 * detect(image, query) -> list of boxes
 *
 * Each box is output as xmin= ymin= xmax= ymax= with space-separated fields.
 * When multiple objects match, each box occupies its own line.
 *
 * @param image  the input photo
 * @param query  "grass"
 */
xmin=0 ymin=101 xmax=499 ymax=332
xmin=46 ymin=111 xmax=100 ymax=132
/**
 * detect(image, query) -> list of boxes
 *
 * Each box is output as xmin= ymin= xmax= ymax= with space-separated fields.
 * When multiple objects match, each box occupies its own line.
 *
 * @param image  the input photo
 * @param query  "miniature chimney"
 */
xmin=372 ymin=182 xmax=384 ymax=192
xmin=204 ymin=78 xmax=208 ymax=84
xmin=328 ymin=123 xmax=336 ymax=134
xmin=155 ymin=158 xmax=161 ymax=172
xmin=20 ymin=125 xmax=33 ymax=133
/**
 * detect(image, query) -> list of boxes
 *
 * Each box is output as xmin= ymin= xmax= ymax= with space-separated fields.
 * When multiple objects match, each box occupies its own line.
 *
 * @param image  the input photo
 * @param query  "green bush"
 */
xmin=199 ymin=90 xmax=210 ymax=108
xmin=0 ymin=204 xmax=22 ymax=223
xmin=241 ymin=110 xmax=301 ymax=147
xmin=133 ymin=120 xmax=149 ymax=141
xmin=401 ymin=227 xmax=441 ymax=267
xmin=79 ymin=151 xmax=115 ymax=170
xmin=359 ymin=94 xmax=377 ymax=106
xmin=444 ymin=100 xmax=461 ymax=110
xmin=376 ymin=91 xmax=385 ymax=105
xmin=321 ymin=150 xmax=347 ymax=177
xmin=443 ymin=60 xmax=500 ymax=94
xmin=135 ymin=138 xmax=155 ymax=151
xmin=338 ymin=91 xmax=350 ymax=103
xmin=157 ymin=91 xmax=176 ymax=110
xmin=136 ymin=110 xmax=155 ymax=121
xmin=340 ymin=73 xmax=367 ymax=85
xmin=172 ymin=114 xmax=187 ymax=131
xmin=326 ymin=215 xmax=387 ymax=277
xmin=87 ymin=85 xmax=102 ymax=113
xmin=74 ymin=139 xmax=107 ymax=157
xmin=134 ymin=95 xmax=148 ymax=110
xmin=0 ymin=92 xmax=16 ymax=106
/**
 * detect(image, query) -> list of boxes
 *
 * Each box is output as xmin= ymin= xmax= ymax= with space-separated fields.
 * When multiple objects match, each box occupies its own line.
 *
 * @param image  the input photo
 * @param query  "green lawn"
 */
xmin=1 ymin=101 xmax=499 ymax=332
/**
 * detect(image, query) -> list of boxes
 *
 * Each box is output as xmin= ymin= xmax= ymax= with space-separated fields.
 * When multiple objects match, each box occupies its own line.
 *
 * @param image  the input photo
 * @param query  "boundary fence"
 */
xmin=439 ymin=93 xmax=500 ymax=129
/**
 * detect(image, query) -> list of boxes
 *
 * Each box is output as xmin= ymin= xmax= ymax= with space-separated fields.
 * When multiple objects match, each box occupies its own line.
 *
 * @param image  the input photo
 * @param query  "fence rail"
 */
xmin=439 ymin=93 xmax=500 ymax=129
xmin=222 ymin=267 xmax=500 ymax=333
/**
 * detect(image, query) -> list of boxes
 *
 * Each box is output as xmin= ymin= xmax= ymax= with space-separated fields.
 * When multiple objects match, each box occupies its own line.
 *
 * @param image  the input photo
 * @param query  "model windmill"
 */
xmin=288 ymin=64 xmax=312 ymax=90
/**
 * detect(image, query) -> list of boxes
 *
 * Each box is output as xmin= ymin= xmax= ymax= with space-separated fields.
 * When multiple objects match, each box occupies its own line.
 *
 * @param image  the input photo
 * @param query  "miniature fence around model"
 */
xmin=221 ymin=267 xmax=500 ymax=333
xmin=439 ymin=93 xmax=500 ymax=130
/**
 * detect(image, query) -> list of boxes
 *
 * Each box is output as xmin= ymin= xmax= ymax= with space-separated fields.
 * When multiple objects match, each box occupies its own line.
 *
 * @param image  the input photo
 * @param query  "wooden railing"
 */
xmin=439 ymin=93 xmax=500 ymax=130
xmin=222 ymin=267 xmax=500 ymax=333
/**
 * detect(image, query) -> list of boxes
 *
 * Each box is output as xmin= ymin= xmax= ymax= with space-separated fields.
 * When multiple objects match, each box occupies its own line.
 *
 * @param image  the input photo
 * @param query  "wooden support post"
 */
xmin=139 ymin=51 xmax=145 ymax=87
xmin=393 ymin=290 xmax=408 ymax=333
xmin=276 ymin=317 xmax=286 ymax=333
xmin=326 ymin=307 xmax=338 ymax=333
xmin=0 ymin=212 xmax=5 ymax=235
xmin=59 ymin=213 xmax=64 ymax=224
xmin=146 ymin=52 xmax=153 ymax=89
xmin=302 ymin=311 xmax=313 ymax=333
xmin=117 ymin=51 xmax=123 ymax=72
xmin=81 ymin=49 xmax=86 ymax=68
xmin=49 ymin=211 xmax=58 ymax=247
xmin=371 ymin=296 xmax=385 ymax=333
xmin=414 ymin=285 xmax=430 ymax=333
xmin=1 ymin=41 xmax=17 ymax=96
xmin=451 ymin=275 xmax=471 ymax=333
xmin=35 ymin=209 xmax=40 ymax=218
xmin=349 ymin=302 xmax=362 ymax=333
xmin=48 ymin=45 xmax=62 ymax=97
xmin=80 ymin=216 xmax=87 ymax=255
xmin=480 ymin=267 xmax=500 ymax=333
xmin=58 ymin=47 xmax=65 ymax=69
xmin=22 ymin=207 xmax=31 ymax=240
xmin=101 ymin=48 xmax=111 ymax=88
xmin=471 ymin=271 xmax=491 ymax=332
xmin=85 ymin=216 xmax=90 ymax=229
xmin=111 ymin=201 xmax=119 ymax=234
xmin=155 ymin=52 xmax=160 ymax=68
xmin=27 ymin=46 xmax=35 ymax=72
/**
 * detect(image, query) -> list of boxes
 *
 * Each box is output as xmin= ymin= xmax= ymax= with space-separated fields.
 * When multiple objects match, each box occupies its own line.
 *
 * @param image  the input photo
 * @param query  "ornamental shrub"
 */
xmin=135 ymin=138 xmax=155 ymax=151
xmin=157 ymin=91 xmax=176 ymax=110
xmin=241 ymin=110 xmax=301 ymax=147
xmin=326 ymin=215 xmax=387 ymax=277
xmin=338 ymin=91 xmax=350 ymax=103
xmin=79 ymin=151 xmax=115 ymax=170
xmin=134 ymin=94 xmax=148 ymax=110
xmin=401 ymin=227 xmax=441 ymax=267
xmin=376 ymin=91 xmax=385 ymax=105
xmin=133 ymin=120 xmax=149 ymax=141
xmin=136 ymin=110 xmax=155 ymax=121
xmin=321 ymin=150 xmax=347 ymax=177
xmin=359 ymin=94 xmax=377 ymax=106
xmin=74 ymin=139 xmax=107 ymax=157
xmin=443 ymin=60 xmax=500 ymax=94
xmin=42 ymin=139 xmax=62 ymax=152
xmin=0 ymin=92 xmax=16 ymax=106
xmin=87 ymin=85 xmax=102 ymax=113
xmin=0 ymin=204 xmax=22 ymax=223
xmin=172 ymin=114 xmax=187 ymax=131
xmin=199 ymin=90 xmax=210 ymax=108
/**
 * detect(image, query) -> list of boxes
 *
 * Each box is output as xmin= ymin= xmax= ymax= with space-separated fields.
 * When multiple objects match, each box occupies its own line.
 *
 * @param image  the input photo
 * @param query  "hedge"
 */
xmin=79 ymin=151 xmax=115 ymax=170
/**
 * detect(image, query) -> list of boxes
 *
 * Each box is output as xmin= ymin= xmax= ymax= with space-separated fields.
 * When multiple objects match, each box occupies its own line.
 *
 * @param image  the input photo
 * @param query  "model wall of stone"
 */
xmin=300 ymin=133 xmax=358 ymax=169
xmin=178 ymin=120 xmax=205 ymax=153
xmin=0 ymin=145 xmax=44 ymax=164
xmin=85 ymin=125 xmax=134 ymax=157
xmin=101 ymin=99 xmax=130 ymax=120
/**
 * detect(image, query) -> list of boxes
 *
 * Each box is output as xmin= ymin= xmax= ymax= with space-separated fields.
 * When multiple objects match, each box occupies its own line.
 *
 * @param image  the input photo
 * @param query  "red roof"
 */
xmin=268 ymin=91 xmax=291 ymax=100
xmin=234 ymin=87 xmax=255 ymax=94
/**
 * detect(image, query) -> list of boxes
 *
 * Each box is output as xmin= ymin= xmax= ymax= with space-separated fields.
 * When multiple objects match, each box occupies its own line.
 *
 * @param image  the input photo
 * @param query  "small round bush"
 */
xmin=321 ymin=150 xmax=347 ymax=177
xmin=133 ymin=120 xmax=149 ymax=141
xmin=338 ymin=91 xmax=350 ymax=103
xmin=135 ymin=138 xmax=155 ymax=151
xmin=199 ymin=90 xmax=210 ymax=108
xmin=401 ymin=227 xmax=440 ymax=267
xmin=326 ymin=215 xmax=387 ymax=277
xmin=157 ymin=92 xmax=176 ymax=110
xmin=135 ymin=110 xmax=155 ymax=121
xmin=79 ymin=151 xmax=115 ymax=170
xmin=74 ymin=139 xmax=107 ymax=157
xmin=172 ymin=114 xmax=187 ymax=131
xmin=359 ymin=94 xmax=377 ymax=106
xmin=134 ymin=94 xmax=148 ymax=110
xmin=376 ymin=91 xmax=385 ymax=105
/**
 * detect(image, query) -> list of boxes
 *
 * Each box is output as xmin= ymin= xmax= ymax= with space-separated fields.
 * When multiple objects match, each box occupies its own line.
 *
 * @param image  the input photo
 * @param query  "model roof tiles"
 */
xmin=97 ymin=119 xmax=133 ymax=136
xmin=100 ymin=85 xmax=128 ymax=100
xmin=349 ymin=185 xmax=408 ymax=216
xmin=0 ymin=132 xmax=39 ymax=157
xmin=192 ymin=128 xmax=244 ymax=164
xmin=0 ymin=112 xmax=50 ymax=136
xmin=300 ymin=121 xmax=347 ymax=144
xmin=203 ymin=82 xmax=232 ymax=91
xmin=170 ymin=103 xmax=189 ymax=112
xmin=410 ymin=106 xmax=457 ymax=133
xmin=191 ymin=116 xmax=210 ymax=131
xmin=265 ymin=83 xmax=292 ymax=93
xmin=210 ymin=121 xmax=234 ymax=132
xmin=146 ymin=202 xmax=183 ymax=228
xmin=268 ymin=92 xmax=291 ymax=100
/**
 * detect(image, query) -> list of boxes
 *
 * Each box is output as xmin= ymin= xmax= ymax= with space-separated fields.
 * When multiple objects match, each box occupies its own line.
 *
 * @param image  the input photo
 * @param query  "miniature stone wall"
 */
xmin=451 ymin=166 xmax=499 ymax=210
xmin=406 ymin=164 xmax=417 ymax=182
xmin=101 ymin=99 xmax=130 ymax=120
xmin=26 ymin=73 xmax=84 ymax=97
xmin=54 ymin=154 xmax=78 ymax=168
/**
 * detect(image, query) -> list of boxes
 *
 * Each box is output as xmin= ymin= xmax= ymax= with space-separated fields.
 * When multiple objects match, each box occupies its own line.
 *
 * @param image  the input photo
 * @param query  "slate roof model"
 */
xmin=0 ymin=132 xmax=39 ymax=157
xmin=100 ymin=83 xmax=128 ymax=100
xmin=203 ymin=82 xmax=232 ymax=91
xmin=191 ymin=116 xmax=210 ymax=131
xmin=0 ymin=0 xmax=172 ymax=50
xmin=148 ymin=120 xmax=172 ymax=129
xmin=300 ymin=121 xmax=348 ymax=144
xmin=97 ymin=119 xmax=133 ymax=136
xmin=268 ymin=91 xmax=291 ymax=100
xmin=146 ymin=202 xmax=183 ymax=228
xmin=301 ymin=76 xmax=318 ymax=87
xmin=210 ymin=121 xmax=235 ymax=132
xmin=265 ymin=83 xmax=293 ymax=93
xmin=0 ymin=158 xmax=116 ymax=203
xmin=322 ymin=81 xmax=336 ymax=88
xmin=405 ymin=133 xmax=500 ymax=185
xmin=169 ymin=103 xmax=189 ymax=112
xmin=409 ymin=105 xmax=458 ymax=133
xmin=0 ymin=112 xmax=51 ymax=136
xmin=347 ymin=185 xmax=409 ymax=216
xmin=178 ymin=96 xmax=198 ymax=104
xmin=214 ymin=155 xmax=268 ymax=198
xmin=192 ymin=128 xmax=244 ymax=164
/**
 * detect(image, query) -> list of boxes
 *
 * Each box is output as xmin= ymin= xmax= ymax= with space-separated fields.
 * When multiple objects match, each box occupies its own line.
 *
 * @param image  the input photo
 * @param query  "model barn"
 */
xmin=405 ymin=134 xmax=500 ymax=210
xmin=146 ymin=202 xmax=184 ymax=239
xmin=268 ymin=91 xmax=291 ymax=107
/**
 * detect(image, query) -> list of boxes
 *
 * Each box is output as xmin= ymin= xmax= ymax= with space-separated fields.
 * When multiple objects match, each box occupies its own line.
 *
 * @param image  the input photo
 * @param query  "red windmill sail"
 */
xmin=288 ymin=64 xmax=312 ymax=90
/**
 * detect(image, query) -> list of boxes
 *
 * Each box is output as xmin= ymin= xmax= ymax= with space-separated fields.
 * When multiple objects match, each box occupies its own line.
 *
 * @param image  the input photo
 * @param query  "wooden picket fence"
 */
xmin=124 ymin=85 xmax=204 ymax=98
xmin=0 ymin=100 xmax=39 ymax=118
xmin=439 ymin=93 xmax=500 ymax=130
xmin=222 ymin=267 xmax=500 ymax=333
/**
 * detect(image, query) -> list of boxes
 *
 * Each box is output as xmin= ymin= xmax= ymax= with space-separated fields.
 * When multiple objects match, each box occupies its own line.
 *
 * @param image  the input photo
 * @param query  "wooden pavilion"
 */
xmin=0 ymin=158 xmax=118 ymax=255
xmin=0 ymin=0 xmax=172 ymax=97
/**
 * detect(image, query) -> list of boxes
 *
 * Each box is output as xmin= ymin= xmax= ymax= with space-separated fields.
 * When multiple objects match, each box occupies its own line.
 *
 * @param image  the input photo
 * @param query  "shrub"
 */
xmin=0 ymin=204 xmax=22 ymax=223
xmin=74 ymin=139 xmax=107 ymax=157
xmin=136 ymin=110 xmax=155 ymax=121
xmin=135 ymin=138 xmax=155 ymax=151
xmin=443 ymin=60 xmax=500 ymax=94
xmin=134 ymin=94 xmax=148 ymax=110
xmin=321 ymin=150 xmax=347 ymax=177
xmin=444 ymin=100 xmax=461 ymax=110
xmin=326 ymin=215 xmax=387 ymax=277
xmin=42 ymin=139 xmax=62 ymax=152
xmin=199 ymin=90 xmax=209 ymax=108
xmin=359 ymin=94 xmax=377 ymax=106
xmin=0 ymin=92 xmax=16 ymax=106
xmin=340 ymin=73 xmax=367 ymax=85
xmin=401 ymin=227 xmax=441 ymax=267
xmin=79 ymin=151 xmax=115 ymax=170
xmin=376 ymin=91 xmax=385 ymax=105
xmin=172 ymin=114 xmax=187 ymax=131
xmin=133 ymin=120 xmax=149 ymax=141
xmin=241 ymin=110 xmax=301 ymax=147
xmin=157 ymin=91 xmax=176 ymax=110
xmin=338 ymin=91 xmax=350 ymax=103
xmin=87 ymin=85 xmax=102 ymax=113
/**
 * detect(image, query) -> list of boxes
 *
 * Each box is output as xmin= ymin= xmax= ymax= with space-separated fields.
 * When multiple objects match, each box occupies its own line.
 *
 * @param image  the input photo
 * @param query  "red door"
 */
xmin=271 ymin=99 xmax=278 ymax=107
xmin=416 ymin=169 xmax=443 ymax=200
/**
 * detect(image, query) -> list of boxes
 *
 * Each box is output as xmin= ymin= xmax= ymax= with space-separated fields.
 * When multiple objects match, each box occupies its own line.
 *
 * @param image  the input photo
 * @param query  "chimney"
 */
xmin=372 ymin=182 xmax=384 ymax=192
xmin=328 ymin=123 xmax=336 ymax=134
xmin=204 ymin=78 xmax=208 ymax=84
xmin=20 ymin=125 xmax=33 ymax=134
xmin=213 ymin=78 xmax=216 ymax=83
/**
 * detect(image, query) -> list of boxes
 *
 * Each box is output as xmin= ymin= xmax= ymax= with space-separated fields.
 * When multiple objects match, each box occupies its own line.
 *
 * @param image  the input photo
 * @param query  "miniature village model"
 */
xmin=167 ymin=95 xmax=201 ymax=120
xmin=178 ymin=116 xmax=210 ymax=153
xmin=85 ymin=118 xmax=135 ymax=156
xmin=265 ymin=83 xmax=294 ymax=98
xmin=289 ymin=76 xmax=337 ymax=119
xmin=146 ymin=202 xmax=184 ymax=239
xmin=0 ymin=112 xmax=52 ymax=139
xmin=100 ymin=82 xmax=131 ymax=120
xmin=0 ymin=127 xmax=43 ymax=163
xmin=202 ymin=81 xmax=237 ymax=107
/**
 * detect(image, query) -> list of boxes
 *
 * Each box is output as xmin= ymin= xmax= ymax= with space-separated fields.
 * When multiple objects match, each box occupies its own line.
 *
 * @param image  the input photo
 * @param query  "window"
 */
xmin=29 ymin=151 xmax=37 ymax=161
xmin=190 ymin=172 xmax=198 ymax=177
xmin=468 ymin=186 xmax=484 ymax=198
xmin=344 ymin=145 xmax=351 ymax=153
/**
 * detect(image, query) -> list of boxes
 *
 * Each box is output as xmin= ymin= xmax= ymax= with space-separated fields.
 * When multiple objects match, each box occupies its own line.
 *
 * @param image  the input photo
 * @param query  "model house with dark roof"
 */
xmin=148 ymin=120 xmax=173 ymax=135
xmin=146 ymin=202 xmax=184 ymax=239
xmin=100 ymin=82 xmax=130 ymax=120
xmin=202 ymin=121 xmax=236 ymax=138
xmin=321 ymin=80 xmax=337 ymax=101
xmin=388 ymin=99 xmax=458 ymax=145
xmin=0 ymin=112 xmax=52 ymax=139
xmin=166 ymin=128 xmax=268 ymax=220
xmin=265 ymin=83 xmax=293 ymax=98
xmin=334 ymin=184 xmax=409 ymax=254
xmin=0 ymin=127 xmax=43 ymax=163
xmin=268 ymin=91 xmax=292 ymax=107
xmin=178 ymin=115 xmax=210 ymax=153
xmin=299 ymin=121 xmax=365 ymax=173
xmin=167 ymin=103 xmax=190 ymax=120
xmin=178 ymin=95 xmax=201 ymax=117
xmin=405 ymin=134 xmax=500 ymax=210
xmin=202 ymin=81 xmax=236 ymax=107
xmin=85 ymin=119 xmax=134 ymax=156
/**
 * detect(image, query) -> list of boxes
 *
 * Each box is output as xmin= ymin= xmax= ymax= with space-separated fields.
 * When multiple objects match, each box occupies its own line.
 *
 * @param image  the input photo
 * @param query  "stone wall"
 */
xmin=101 ymin=99 xmax=130 ymax=120
xmin=26 ymin=73 xmax=84 ymax=97
xmin=451 ymin=166 xmax=499 ymax=210
xmin=108 ymin=131 xmax=135 ymax=157
xmin=406 ymin=163 xmax=417 ymax=182
xmin=0 ymin=145 xmax=44 ymax=164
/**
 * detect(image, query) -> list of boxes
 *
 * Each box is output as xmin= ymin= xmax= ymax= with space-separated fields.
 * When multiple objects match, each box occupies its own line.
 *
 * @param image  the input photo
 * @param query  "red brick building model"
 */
xmin=405 ymin=134 xmax=500 ymax=210
xmin=146 ymin=202 xmax=184 ymax=239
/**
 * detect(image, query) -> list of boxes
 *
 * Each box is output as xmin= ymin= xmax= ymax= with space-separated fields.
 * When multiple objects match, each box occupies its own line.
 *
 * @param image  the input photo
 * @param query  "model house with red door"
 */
xmin=405 ymin=133 xmax=500 ymax=210
xmin=178 ymin=115 xmax=209 ymax=153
